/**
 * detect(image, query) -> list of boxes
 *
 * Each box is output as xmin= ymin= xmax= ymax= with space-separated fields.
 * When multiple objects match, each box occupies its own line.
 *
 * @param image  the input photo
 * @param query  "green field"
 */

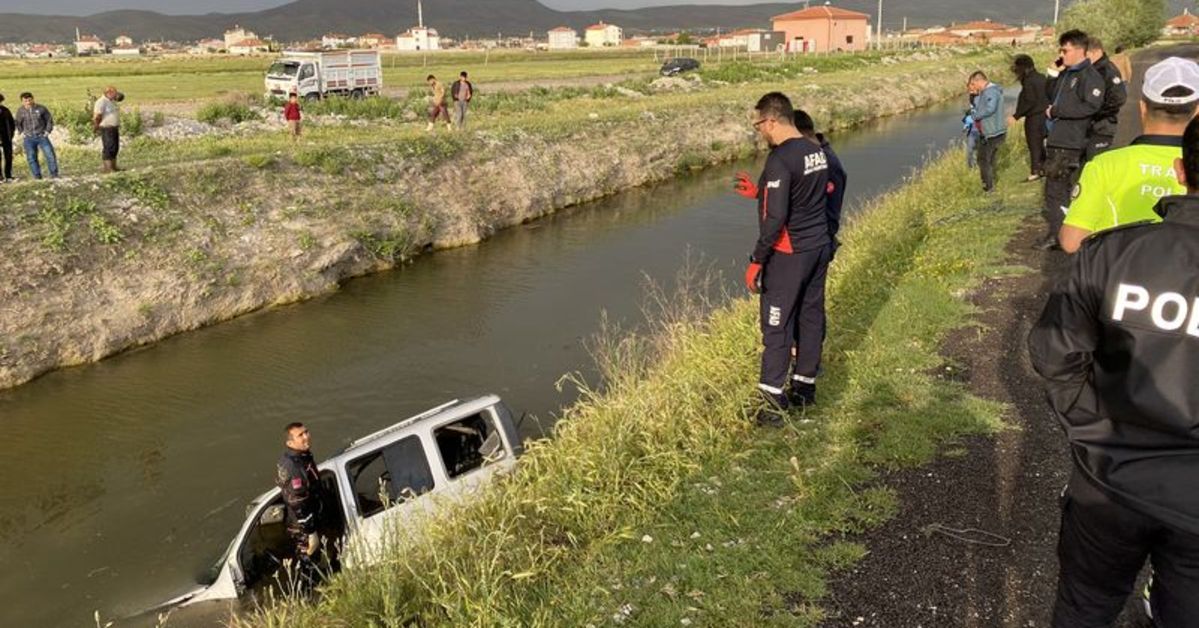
xmin=2 ymin=49 xmax=664 ymax=107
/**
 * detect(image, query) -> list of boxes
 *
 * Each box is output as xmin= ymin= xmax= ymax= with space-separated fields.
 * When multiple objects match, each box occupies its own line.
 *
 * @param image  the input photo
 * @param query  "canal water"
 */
xmin=0 ymin=99 xmax=985 ymax=626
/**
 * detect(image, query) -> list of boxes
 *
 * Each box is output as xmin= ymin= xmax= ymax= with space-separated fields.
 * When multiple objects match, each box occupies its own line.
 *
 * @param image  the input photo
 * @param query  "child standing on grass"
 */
xmin=284 ymin=93 xmax=302 ymax=141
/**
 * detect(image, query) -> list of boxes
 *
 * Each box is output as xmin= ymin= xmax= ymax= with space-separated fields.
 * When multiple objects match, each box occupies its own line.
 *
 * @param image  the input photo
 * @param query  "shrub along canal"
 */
xmin=0 ymin=98 xmax=995 ymax=626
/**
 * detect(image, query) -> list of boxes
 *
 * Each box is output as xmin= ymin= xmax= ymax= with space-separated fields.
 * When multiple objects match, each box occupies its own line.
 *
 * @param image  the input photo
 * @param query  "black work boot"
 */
xmin=755 ymin=388 xmax=790 ymax=428
xmin=788 ymin=379 xmax=817 ymax=408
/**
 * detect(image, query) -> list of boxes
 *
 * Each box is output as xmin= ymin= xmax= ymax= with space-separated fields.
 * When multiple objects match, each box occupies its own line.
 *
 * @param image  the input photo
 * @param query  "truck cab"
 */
xmin=171 ymin=395 xmax=522 ymax=605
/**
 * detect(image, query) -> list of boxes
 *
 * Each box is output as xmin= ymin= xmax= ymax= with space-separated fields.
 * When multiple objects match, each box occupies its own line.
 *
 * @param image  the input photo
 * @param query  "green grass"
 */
xmin=234 ymin=139 xmax=1039 ymax=627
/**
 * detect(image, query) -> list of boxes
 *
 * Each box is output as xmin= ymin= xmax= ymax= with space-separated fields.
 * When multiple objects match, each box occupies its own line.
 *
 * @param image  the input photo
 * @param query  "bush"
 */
xmin=1061 ymin=0 xmax=1166 ymax=49
xmin=54 ymin=97 xmax=97 ymax=145
xmin=303 ymin=95 xmax=412 ymax=120
xmin=123 ymin=108 xmax=144 ymax=138
xmin=196 ymin=101 xmax=259 ymax=125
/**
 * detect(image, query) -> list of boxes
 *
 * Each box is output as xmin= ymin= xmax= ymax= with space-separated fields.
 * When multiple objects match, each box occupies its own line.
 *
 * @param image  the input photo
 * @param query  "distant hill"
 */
xmin=0 ymin=0 xmax=1191 ymax=44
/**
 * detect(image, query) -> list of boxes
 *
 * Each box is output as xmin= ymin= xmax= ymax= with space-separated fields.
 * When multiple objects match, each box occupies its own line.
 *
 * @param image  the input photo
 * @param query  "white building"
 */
xmin=547 ymin=27 xmax=578 ymax=50
xmin=114 ymin=35 xmax=133 ymax=47
xmin=584 ymin=22 xmax=622 ymax=47
xmin=75 ymin=33 xmax=106 ymax=55
xmin=224 ymin=25 xmax=258 ymax=49
xmin=396 ymin=26 xmax=440 ymax=51
xmin=190 ymin=38 xmax=225 ymax=54
xmin=111 ymin=44 xmax=141 ymax=57
xmin=321 ymin=33 xmax=356 ymax=49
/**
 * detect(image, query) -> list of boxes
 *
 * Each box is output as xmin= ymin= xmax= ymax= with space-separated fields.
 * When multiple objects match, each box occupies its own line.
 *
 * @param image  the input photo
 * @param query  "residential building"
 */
xmin=229 ymin=38 xmax=269 ymax=55
xmin=114 ymin=35 xmax=133 ymax=47
xmin=190 ymin=38 xmax=225 ymax=54
xmin=111 ymin=44 xmax=141 ymax=57
xmin=321 ymin=33 xmax=355 ymax=49
xmin=358 ymin=33 xmax=389 ymax=48
xmin=396 ymin=26 xmax=440 ymax=51
xmin=1165 ymin=9 xmax=1199 ymax=37
xmin=548 ymin=26 xmax=578 ymax=50
xmin=948 ymin=20 xmax=1010 ymax=38
xmin=75 ymin=34 xmax=106 ymax=55
xmin=224 ymin=25 xmax=257 ymax=49
xmin=917 ymin=32 xmax=967 ymax=46
xmin=771 ymin=5 xmax=871 ymax=53
xmin=584 ymin=22 xmax=622 ymax=47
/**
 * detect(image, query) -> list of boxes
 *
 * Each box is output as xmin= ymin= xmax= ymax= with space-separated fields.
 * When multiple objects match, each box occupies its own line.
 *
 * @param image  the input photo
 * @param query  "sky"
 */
xmin=1 ymin=0 xmax=782 ymax=16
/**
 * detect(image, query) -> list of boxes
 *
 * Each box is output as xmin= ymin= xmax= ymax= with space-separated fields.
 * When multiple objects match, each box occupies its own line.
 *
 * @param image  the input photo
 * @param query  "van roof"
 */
xmin=340 ymin=394 xmax=501 ymax=453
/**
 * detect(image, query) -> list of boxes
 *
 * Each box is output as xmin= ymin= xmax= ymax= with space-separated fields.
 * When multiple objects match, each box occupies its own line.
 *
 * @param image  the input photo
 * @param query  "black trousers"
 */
xmin=1 ymin=138 xmax=11 ymax=180
xmin=977 ymin=133 xmax=1005 ymax=191
xmin=1044 ymin=147 xmax=1083 ymax=240
xmin=1084 ymin=134 xmax=1115 ymax=164
xmin=1025 ymin=115 xmax=1047 ymax=175
xmin=759 ymin=245 xmax=830 ymax=391
xmin=100 ymin=126 xmax=119 ymax=160
xmin=1053 ymin=471 xmax=1199 ymax=628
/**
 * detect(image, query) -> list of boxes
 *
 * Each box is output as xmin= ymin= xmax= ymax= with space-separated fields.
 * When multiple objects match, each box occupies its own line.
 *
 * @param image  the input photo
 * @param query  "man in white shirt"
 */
xmin=92 ymin=86 xmax=123 ymax=173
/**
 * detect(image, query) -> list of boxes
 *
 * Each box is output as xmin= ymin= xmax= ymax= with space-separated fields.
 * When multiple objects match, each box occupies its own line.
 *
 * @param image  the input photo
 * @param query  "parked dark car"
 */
xmin=660 ymin=58 xmax=701 ymax=77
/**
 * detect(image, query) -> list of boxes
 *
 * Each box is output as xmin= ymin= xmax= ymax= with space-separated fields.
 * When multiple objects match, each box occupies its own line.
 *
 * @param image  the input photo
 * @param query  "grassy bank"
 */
xmin=235 ymin=139 xmax=1040 ymax=626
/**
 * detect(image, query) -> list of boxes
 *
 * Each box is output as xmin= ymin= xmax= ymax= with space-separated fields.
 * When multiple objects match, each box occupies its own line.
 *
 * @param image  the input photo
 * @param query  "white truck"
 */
xmin=264 ymin=50 xmax=383 ymax=100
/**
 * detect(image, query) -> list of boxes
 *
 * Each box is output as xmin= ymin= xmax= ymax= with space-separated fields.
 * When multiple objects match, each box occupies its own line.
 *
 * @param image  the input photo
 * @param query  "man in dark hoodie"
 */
xmin=0 ymin=93 xmax=14 ymax=182
xmin=1084 ymin=38 xmax=1128 ymax=163
xmin=1039 ymin=30 xmax=1105 ymax=250
xmin=1012 ymin=54 xmax=1049 ymax=182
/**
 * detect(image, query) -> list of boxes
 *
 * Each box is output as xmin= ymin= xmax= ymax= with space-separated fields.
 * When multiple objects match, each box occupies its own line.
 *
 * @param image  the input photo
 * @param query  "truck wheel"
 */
xmin=351 ymin=89 xmax=365 ymax=100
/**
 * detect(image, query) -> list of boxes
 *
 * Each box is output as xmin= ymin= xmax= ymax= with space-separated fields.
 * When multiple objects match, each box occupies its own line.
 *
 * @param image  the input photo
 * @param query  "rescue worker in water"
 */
xmin=276 ymin=422 xmax=325 ymax=586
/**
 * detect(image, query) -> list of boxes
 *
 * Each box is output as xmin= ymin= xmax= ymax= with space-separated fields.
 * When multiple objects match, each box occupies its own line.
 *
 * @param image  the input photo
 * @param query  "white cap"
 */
xmin=1142 ymin=57 xmax=1199 ymax=105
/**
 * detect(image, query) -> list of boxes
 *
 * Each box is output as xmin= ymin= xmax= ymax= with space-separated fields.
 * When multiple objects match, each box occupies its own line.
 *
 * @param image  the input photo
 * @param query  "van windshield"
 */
xmin=268 ymin=61 xmax=299 ymax=77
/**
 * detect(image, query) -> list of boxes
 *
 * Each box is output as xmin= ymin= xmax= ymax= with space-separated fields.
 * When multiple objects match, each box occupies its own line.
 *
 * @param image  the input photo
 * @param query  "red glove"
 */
xmin=745 ymin=261 xmax=763 ymax=294
xmin=734 ymin=171 xmax=759 ymax=200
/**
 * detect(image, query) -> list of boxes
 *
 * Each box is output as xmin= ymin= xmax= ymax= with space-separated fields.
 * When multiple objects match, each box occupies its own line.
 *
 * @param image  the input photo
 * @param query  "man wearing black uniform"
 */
xmin=793 ymin=109 xmax=847 ymax=255
xmin=0 ymin=94 xmax=13 ymax=182
xmin=276 ymin=422 xmax=325 ymax=585
xmin=1085 ymin=38 xmax=1128 ymax=163
xmin=1028 ymin=116 xmax=1199 ymax=628
xmin=739 ymin=92 xmax=831 ymax=426
xmin=1040 ymin=30 xmax=1105 ymax=250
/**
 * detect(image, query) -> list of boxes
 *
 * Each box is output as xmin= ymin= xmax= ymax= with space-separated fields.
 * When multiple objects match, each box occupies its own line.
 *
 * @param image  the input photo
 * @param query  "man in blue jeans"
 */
xmin=14 ymin=92 xmax=58 ymax=180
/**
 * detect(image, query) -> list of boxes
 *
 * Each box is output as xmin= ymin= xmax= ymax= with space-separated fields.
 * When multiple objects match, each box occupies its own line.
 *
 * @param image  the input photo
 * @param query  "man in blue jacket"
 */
xmin=968 ymin=71 xmax=1007 ymax=193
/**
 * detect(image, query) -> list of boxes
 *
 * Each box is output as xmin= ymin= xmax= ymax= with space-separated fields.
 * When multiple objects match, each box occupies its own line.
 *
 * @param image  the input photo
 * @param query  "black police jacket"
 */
xmin=1090 ymin=55 xmax=1128 ymax=139
xmin=1029 ymin=194 xmax=1199 ymax=535
xmin=752 ymin=136 xmax=830 ymax=264
xmin=1046 ymin=60 xmax=1105 ymax=150
xmin=276 ymin=448 xmax=323 ymax=534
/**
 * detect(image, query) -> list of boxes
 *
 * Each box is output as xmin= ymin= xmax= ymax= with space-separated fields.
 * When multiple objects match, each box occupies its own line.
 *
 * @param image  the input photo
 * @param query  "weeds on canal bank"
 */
xmin=237 ymin=140 xmax=1039 ymax=626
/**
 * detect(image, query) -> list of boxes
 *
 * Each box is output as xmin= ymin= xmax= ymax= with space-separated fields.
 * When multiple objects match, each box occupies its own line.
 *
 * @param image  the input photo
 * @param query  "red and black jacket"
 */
xmin=752 ymin=137 xmax=831 ymax=263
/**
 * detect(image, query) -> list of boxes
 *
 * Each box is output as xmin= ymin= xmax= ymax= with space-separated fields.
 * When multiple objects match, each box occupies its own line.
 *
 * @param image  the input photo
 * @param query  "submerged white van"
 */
xmin=166 ymin=395 xmax=522 ymax=606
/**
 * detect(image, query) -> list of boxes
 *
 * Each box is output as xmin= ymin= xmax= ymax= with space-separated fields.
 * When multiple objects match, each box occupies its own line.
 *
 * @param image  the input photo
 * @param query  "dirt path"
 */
xmin=816 ymin=45 xmax=1193 ymax=628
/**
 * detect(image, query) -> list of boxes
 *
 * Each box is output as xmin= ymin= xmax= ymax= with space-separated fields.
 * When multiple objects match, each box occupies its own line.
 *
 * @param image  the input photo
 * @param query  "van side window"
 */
xmin=434 ymin=412 xmax=505 ymax=479
xmin=346 ymin=436 xmax=434 ymax=518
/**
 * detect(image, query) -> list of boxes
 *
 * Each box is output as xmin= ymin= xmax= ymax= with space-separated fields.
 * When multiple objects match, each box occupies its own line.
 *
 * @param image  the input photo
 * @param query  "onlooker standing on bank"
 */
xmin=451 ymin=71 xmax=473 ymax=131
xmin=1039 ymin=30 xmax=1104 ymax=250
xmin=426 ymin=74 xmax=450 ymax=132
xmin=1012 ymin=54 xmax=1049 ymax=182
xmin=0 ymin=93 xmax=14 ymax=182
xmin=1059 ymin=57 xmax=1199 ymax=253
xmin=283 ymin=92 xmax=302 ymax=141
xmin=93 ymin=86 xmax=122 ymax=173
xmin=14 ymin=92 xmax=58 ymax=180
xmin=963 ymin=89 xmax=981 ymax=169
xmin=1084 ymin=38 xmax=1128 ymax=163
xmin=968 ymin=71 xmax=1007 ymax=193
xmin=1027 ymin=115 xmax=1199 ymax=628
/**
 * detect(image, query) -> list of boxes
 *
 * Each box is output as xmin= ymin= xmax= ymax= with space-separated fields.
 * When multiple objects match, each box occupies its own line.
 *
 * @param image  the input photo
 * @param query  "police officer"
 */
xmin=738 ymin=92 xmax=831 ymax=426
xmin=1060 ymin=57 xmax=1199 ymax=253
xmin=276 ymin=421 xmax=324 ymax=584
xmin=1084 ymin=38 xmax=1128 ymax=163
xmin=1028 ymin=116 xmax=1199 ymax=628
xmin=1039 ymin=30 xmax=1105 ymax=250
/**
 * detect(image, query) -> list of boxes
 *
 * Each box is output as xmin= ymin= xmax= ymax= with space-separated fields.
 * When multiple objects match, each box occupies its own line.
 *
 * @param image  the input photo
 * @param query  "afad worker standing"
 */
xmin=1028 ymin=116 xmax=1199 ymax=627
xmin=1039 ymin=29 xmax=1105 ymax=250
xmin=737 ymin=92 xmax=831 ymax=427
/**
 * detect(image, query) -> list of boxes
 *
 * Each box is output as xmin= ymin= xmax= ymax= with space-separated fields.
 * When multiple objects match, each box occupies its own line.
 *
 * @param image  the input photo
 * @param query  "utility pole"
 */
xmin=418 ymin=0 xmax=424 ymax=29
xmin=876 ymin=0 xmax=884 ymax=49
xmin=1054 ymin=0 xmax=1060 ymax=25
